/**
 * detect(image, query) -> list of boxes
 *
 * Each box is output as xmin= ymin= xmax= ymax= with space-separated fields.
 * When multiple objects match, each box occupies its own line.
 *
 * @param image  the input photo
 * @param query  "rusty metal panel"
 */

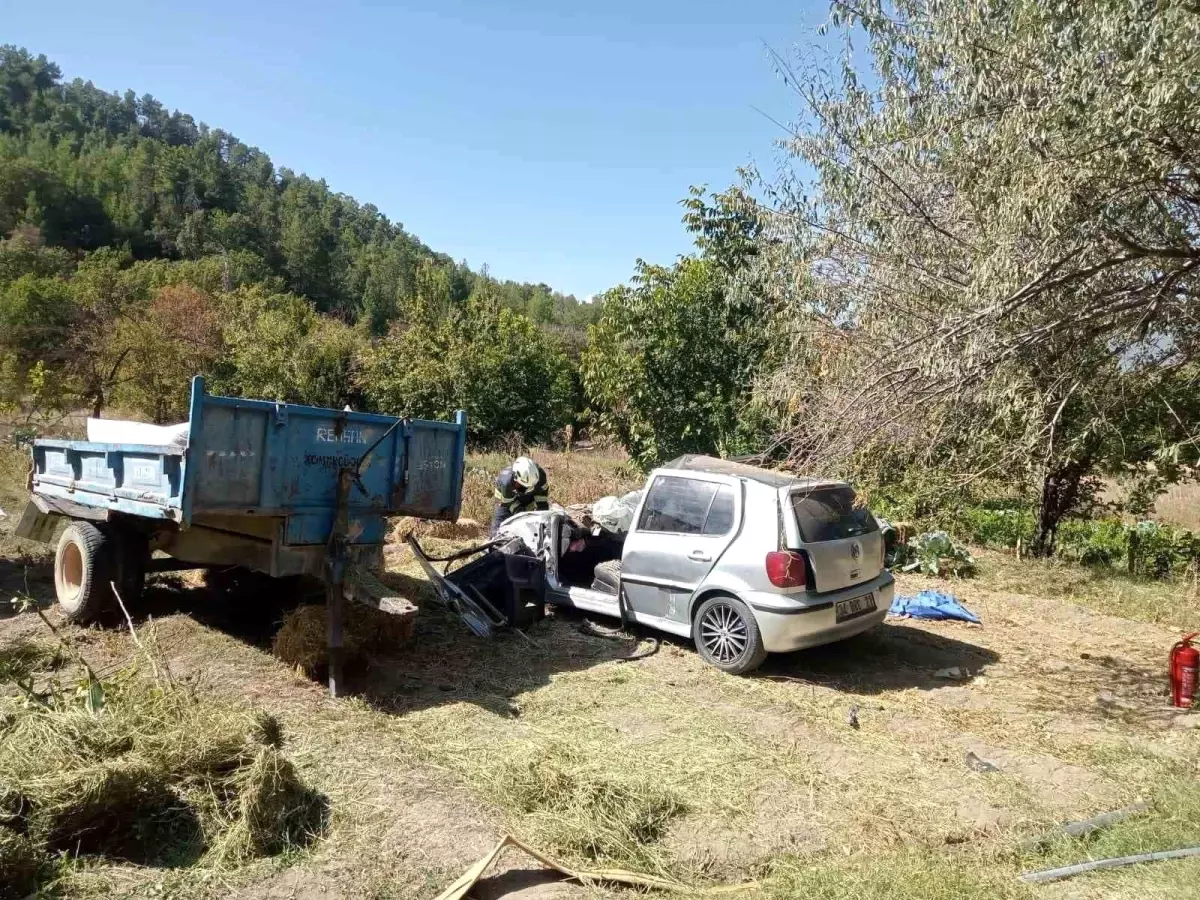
xmin=191 ymin=403 xmax=267 ymax=509
xmin=401 ymin=422 xmax=461 ymax=518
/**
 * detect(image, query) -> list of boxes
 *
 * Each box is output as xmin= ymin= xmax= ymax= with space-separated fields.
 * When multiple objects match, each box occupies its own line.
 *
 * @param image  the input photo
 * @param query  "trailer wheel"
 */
xmin=54 ymin=521 xmax=115 ymax=622
xmin=107 ymin=526 xmax=148 ymax=609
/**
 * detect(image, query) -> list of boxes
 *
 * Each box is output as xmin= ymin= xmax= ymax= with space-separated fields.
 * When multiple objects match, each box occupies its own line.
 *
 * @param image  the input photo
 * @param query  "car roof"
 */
xmin=659 ymin=455 xmax=841 ymax=490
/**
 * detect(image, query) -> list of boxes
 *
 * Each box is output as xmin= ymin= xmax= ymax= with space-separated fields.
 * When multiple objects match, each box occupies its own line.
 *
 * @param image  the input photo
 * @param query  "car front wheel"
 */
xmin=693 ymin=595 xmax=767 ymax=675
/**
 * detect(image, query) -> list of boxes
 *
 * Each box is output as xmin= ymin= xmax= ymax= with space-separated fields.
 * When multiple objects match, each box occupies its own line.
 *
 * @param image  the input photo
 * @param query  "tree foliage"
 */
xmin=755 ymin=0 xmax=1200 ymax=551
xmin=107 ymin=285 xmax=224 ymax=422
xmin=0 ymin=46 xmax=590 ymax=440
xmin=583 ymin=254 xmax=767 ymax=469
xmin=357 ymin=290 xmax=577 ymax=446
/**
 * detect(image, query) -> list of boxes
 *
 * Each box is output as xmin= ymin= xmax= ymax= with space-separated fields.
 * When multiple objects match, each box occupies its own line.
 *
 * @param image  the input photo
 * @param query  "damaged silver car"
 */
xmin=412 ymin=455 xmax=894 ymax=675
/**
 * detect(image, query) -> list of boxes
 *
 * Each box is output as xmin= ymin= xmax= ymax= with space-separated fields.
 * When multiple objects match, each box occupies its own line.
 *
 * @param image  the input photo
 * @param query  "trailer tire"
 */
xmin=54 ymin=521 xmax=116 ymax=623
xmin=106 ymin=526 xmax=148 ymax=609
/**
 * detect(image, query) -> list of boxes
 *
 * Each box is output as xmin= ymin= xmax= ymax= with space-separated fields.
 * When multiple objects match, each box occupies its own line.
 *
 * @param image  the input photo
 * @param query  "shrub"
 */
xmin=964 ymin=507 xmax=1035 ymax=548
xmin=895 ymin=531 xmax=977 ymax=578
xmin=1056 ymin=518 xmax=1129 ymax=566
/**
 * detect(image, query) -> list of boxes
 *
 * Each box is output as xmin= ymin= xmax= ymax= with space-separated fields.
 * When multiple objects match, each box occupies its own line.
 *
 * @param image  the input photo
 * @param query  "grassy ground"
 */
xmin=1 ymin=447 xmax=1199 ymax=899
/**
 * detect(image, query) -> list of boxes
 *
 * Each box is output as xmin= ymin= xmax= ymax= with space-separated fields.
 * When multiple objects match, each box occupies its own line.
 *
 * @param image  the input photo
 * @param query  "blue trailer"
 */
xmin=15 ymin=376 xmax=468 ymax=694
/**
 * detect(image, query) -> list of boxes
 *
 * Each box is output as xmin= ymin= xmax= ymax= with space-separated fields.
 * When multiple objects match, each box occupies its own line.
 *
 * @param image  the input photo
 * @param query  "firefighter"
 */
xmin=490 ymin=456 xmax=549 ymax=535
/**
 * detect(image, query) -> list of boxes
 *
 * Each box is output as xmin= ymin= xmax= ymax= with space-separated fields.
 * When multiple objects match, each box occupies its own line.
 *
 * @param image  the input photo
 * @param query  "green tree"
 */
xmin=0 ymin=45 xmax=574 ymax=338
xmin=357 ymin=292 xmax=576 ymax=445
xmin=583 ymin=255 xmax=766 ymax=468
xmin=757 ymin=0 xmax=1200 ymax=552
xmin=107 ymin=284 xmax=224 ymax=422
xmin=215 ymin=285 xmax=359 ymax=408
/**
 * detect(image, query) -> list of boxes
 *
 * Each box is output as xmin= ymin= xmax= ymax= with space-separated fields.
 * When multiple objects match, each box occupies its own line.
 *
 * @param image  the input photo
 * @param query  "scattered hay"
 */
xmin=484 ymin=744 xmax=685 ymax=870
xmin=210 ymin=745 xmax=327 ymax=865
xmin=30 ymin=756 xmax=189 ymax=860
xmin=0 ymin=826 xmax=42 ymax=900
xmin=272 ymin=602 xmax=415 ymax=679
xmin=0 ymin=639 xmax=63 ymax=684
xmin=0 ymin=640 xmax=325 ymax=886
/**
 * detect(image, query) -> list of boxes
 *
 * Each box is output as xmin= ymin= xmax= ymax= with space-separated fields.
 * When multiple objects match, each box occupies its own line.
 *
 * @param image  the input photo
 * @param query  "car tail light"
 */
xmin=766 ymin=550 xmax=806 ymax=588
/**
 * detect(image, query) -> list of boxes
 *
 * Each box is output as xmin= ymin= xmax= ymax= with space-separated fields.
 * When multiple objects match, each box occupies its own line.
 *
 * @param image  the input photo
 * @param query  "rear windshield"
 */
xmin=790 ymin=486 xmax=878 ymax=543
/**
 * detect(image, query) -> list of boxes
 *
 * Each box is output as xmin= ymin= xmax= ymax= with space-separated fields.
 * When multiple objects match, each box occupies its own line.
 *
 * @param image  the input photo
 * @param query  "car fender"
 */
xmin=686 ymin=568 xmax=760 ymax=625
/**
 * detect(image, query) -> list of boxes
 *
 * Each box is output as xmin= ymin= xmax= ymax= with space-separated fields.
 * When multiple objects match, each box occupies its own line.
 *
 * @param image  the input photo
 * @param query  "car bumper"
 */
xmin=746 ymin=572 xmax=894 ymax=653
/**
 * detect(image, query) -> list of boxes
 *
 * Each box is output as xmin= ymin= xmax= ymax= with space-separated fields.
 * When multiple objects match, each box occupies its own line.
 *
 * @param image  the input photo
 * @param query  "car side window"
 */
xmin=637 ymin=476 xmax=718 ymax=535
xmin=702 ymin=484 xmax=736 ymax=536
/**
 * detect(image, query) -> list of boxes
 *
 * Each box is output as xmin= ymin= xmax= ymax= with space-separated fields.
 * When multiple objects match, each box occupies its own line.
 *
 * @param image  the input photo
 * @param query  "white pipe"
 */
xmin=1020 ymin=847 xmax=1200 ymax=884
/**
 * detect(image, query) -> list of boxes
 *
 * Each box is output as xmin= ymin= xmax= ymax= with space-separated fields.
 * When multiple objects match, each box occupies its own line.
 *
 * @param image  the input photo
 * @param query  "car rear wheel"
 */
xmin=693 ymin=595 xmax=767 ymax=675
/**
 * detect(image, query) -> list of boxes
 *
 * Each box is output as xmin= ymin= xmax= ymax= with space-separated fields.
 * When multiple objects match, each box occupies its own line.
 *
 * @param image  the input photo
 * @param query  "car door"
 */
xmin=621 ymin=474 xmax=741 ymax=625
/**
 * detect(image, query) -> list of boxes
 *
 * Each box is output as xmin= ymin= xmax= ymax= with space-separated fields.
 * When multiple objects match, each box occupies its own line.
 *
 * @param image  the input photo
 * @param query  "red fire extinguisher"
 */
xmin=1170 ymin=633 xmax=1199 ymax=709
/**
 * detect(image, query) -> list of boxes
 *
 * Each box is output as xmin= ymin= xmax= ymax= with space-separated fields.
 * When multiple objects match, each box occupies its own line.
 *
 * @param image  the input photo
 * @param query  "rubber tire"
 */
xmin=692 ymin=595 xmax=768 ymax=675
xmin=54 ymin=521 xmax=116 ymax=623
xmin=106 ymin=526 xmax=148 ymax=609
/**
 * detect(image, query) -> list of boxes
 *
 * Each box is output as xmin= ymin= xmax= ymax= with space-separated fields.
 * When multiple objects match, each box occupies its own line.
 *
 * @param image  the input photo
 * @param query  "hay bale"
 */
xmin=271 ymin=602 xmax=414 ymax=679
xmin=0 ymin=826 xmax=43 ymax=900
xmin=391 ymin=516 xmax=486 ymax=542
xmin=271 ymin=605 xmax=360 ymax=678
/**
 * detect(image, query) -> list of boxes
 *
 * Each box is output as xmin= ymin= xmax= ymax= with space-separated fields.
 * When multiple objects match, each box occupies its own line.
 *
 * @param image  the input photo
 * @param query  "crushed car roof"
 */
xmin=661 ymin=455 xmax=837 ymax=489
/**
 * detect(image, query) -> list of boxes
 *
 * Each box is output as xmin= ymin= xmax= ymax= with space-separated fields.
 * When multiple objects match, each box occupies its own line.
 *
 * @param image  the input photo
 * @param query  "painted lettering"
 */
xmin=315 ymin=427 xmax=367 ymax=445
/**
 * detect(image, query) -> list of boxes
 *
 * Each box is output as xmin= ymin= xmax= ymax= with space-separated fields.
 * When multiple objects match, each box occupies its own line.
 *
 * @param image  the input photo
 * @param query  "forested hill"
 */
xmin=0 ymin=46 xmax=593 ymax=332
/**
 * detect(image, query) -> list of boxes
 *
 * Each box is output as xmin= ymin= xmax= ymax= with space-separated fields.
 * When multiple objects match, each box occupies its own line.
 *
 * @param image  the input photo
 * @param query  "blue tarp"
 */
xmin=888 ymin=589 xmax=981 ymax=624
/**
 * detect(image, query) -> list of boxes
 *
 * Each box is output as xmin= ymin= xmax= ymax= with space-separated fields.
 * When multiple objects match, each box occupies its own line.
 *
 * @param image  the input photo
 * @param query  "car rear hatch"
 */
xmin=782 ymin=482 xmax=882 ymax=594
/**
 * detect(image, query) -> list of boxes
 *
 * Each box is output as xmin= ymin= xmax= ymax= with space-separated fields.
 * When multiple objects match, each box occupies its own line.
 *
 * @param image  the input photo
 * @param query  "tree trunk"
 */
xmin=1030 ymin=461 xmax=1089 ymax=557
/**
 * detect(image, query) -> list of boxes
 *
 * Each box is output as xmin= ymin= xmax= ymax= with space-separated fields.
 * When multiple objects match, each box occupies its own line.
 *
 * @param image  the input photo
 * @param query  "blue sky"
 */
xmin=2 ymin=0 xmax=827 ymax=299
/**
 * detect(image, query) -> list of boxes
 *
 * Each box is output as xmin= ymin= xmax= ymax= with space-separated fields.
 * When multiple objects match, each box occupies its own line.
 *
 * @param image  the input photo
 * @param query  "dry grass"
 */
xmin=970 ymin=548 xmax=1200 ymax=628
xmin=1100 ymin=476 xmax=1200 ymax=530
xmin=459 ymin=448 xmax=642 ymax=525
xmin=1153 ymin=481 xmax=1200 ymax=530
xmin=0 ymin=826 xmax=44 ymax=899
xmin=387 ymin=447 xmax=642 ymax=547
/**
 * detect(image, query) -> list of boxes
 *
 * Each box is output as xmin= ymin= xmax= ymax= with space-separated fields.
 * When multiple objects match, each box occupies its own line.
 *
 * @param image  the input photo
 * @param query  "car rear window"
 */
xmin=790 ymin=486 xmax=877 ymax=543
xmin=638 ymin=476 xmax=734 ymax=536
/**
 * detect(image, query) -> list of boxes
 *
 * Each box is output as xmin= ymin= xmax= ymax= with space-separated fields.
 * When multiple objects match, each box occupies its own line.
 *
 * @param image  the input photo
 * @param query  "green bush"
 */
xmin=1056 ymin=518 xmax=1129 ymax=566
xmin=963 ymin=507 xmax=1035 ymax=548
xmin=213 ymin=285 xmax=360 ymax=409
xmin=1127 ymin=521 xmax=1200 ymax=579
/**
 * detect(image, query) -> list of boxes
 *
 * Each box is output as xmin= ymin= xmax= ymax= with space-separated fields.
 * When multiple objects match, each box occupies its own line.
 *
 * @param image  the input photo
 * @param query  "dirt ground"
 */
xmin=2 ymin=532 xmax=1199 ymax=900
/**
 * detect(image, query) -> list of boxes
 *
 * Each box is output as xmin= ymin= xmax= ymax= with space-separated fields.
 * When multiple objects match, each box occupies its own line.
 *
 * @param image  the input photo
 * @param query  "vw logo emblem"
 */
xmin=850 ymin=542 xmax=862 ymax=560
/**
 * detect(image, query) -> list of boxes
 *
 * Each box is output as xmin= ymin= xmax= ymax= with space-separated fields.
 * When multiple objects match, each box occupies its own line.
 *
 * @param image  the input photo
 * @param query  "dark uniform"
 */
xmin=490 ymin=465 xmax=549 ymax=535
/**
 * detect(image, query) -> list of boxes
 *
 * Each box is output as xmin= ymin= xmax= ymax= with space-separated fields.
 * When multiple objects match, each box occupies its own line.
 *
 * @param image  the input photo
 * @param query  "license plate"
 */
xmin=835 ymin=592 xmax=877 ymax=623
